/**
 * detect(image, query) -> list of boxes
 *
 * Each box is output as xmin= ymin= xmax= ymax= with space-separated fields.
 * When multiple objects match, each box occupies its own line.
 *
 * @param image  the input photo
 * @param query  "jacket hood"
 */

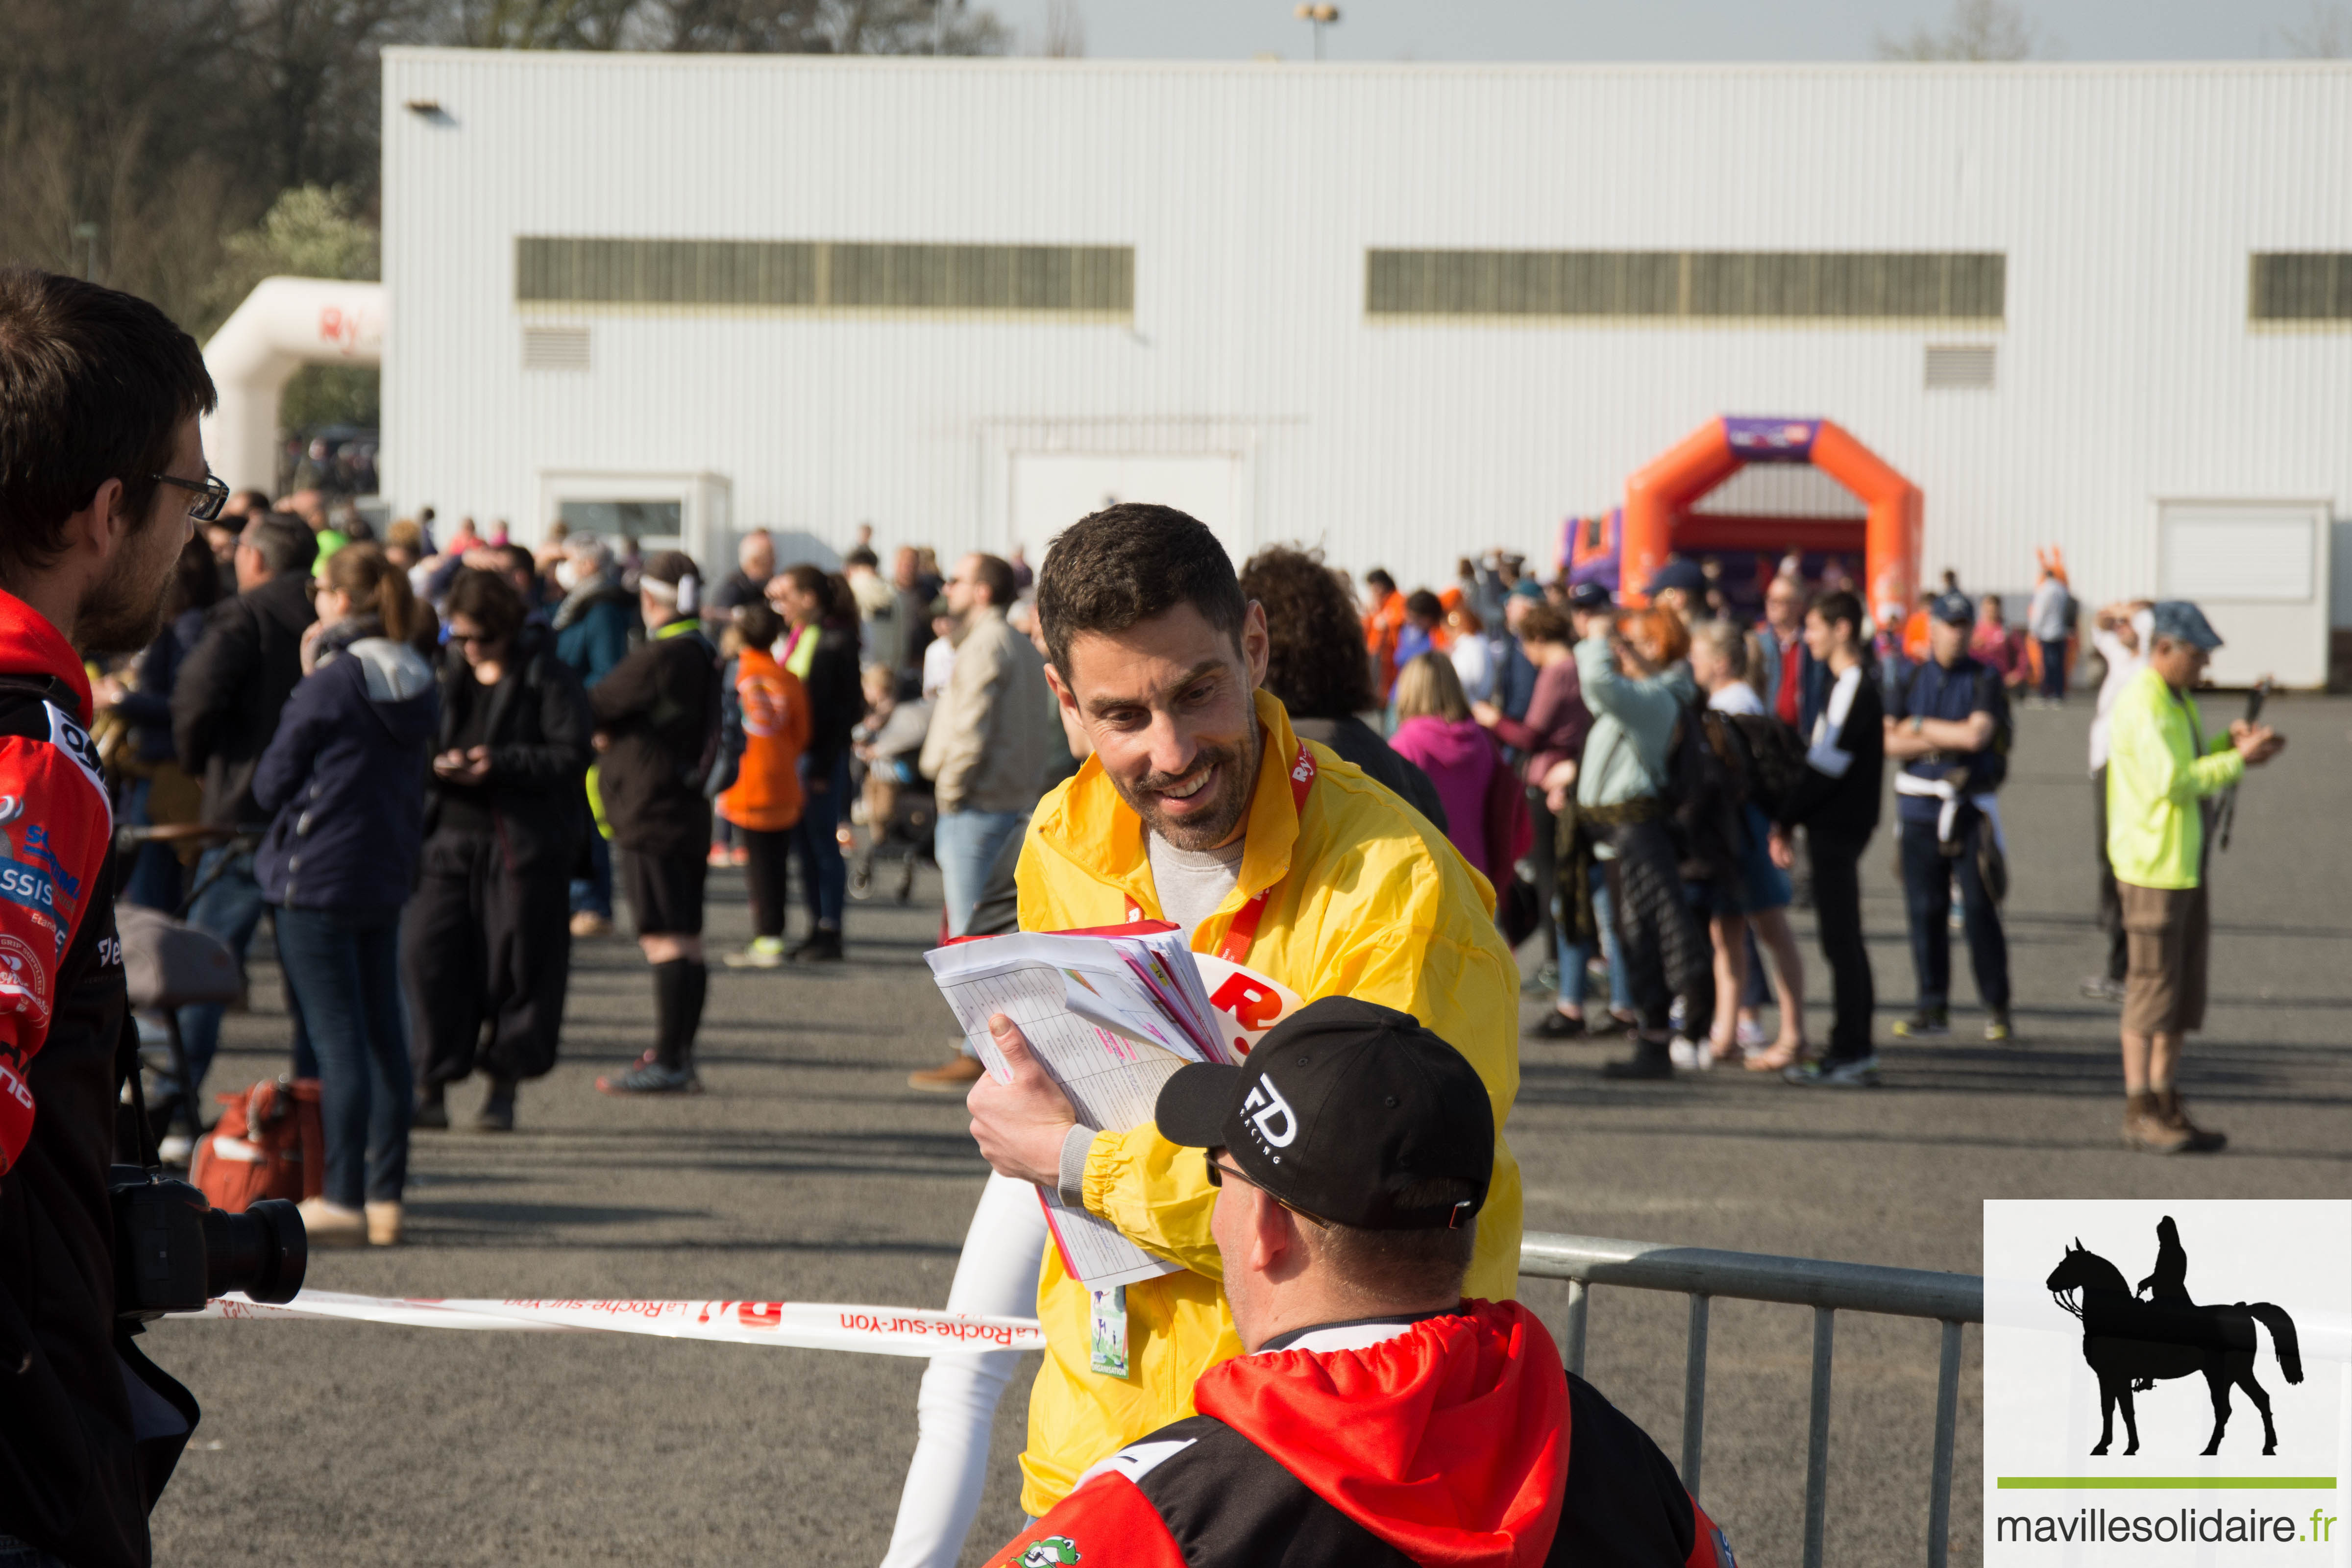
xmin=317 ymin=629 xmax=437 ymax=745
xmin=1193 ymin=1301 xmax=1568 ymax=1568
xmin=552 ymin=572 xmax=631 ymax=630
xmin=1392 ymin=714 xmax=1491 ymax=772
xmin=0 ymin=588 xmax=92 ymax=721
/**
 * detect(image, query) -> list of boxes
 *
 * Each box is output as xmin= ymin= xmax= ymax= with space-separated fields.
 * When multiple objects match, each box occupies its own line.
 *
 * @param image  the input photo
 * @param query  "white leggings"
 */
xmin=879 ymin=1171 xmax=1048 ymax=1568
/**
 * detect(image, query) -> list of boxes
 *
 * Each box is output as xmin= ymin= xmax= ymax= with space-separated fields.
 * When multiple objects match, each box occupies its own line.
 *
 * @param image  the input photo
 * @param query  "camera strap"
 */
xmin=117 ymin=1012 xmax=161 ymax=1174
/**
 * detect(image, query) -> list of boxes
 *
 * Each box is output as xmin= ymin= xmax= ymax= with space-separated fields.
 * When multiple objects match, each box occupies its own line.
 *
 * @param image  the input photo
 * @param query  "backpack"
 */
xmin=189 ymin=1077 xmax=324 ymax=1212
xmin=1717 ymin=712 xmax=1807 ymax=820
xmin=1662 ymin=698 xmax=1746 ymax=883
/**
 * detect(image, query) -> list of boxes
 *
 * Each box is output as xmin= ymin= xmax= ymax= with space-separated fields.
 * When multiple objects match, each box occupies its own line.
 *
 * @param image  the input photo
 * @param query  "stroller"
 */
xmin=848 ymin=696 xmax=936 ymax=904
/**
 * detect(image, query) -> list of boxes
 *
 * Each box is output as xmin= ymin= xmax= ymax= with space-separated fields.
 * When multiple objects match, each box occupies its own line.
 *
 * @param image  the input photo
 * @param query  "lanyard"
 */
xmin=1126 ymin=742 xmax=1315 ymax=964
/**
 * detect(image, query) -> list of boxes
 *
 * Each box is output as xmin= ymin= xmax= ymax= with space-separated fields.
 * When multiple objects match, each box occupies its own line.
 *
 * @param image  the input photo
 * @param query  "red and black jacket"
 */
xmin=0 ymin=590 xmax=198 ymax=1568
xmin=989 ymin=1301 xmax=1734 ymax=1568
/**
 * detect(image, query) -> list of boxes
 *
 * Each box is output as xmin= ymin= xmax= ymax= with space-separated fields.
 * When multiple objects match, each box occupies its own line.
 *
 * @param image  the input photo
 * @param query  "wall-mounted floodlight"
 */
xmin=404 ymin=99 xmax=441 ymax=115
xmin=1293 ymin=4 xmax=1340 ymax=61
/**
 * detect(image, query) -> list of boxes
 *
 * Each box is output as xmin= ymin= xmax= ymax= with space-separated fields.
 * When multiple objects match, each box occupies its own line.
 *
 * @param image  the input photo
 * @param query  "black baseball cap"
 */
xmin=1567 ymin=581 xmax=1614 ymax=613
xmin=1929 ymin=589 xmax=1974 ymax=626
xmin=1153 ymin=997 xmax=1494 ymax=1231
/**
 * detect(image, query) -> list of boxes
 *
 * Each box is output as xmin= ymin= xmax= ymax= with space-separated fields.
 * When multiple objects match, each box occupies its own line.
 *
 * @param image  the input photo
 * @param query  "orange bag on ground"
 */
xmin=189 ymin=1078 xmax=325 ymax=1212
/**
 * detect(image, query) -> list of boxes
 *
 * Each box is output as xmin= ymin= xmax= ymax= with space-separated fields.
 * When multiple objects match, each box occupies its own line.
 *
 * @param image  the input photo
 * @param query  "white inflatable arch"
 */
xmin=199 ymin=276 xmax=386 ymax=496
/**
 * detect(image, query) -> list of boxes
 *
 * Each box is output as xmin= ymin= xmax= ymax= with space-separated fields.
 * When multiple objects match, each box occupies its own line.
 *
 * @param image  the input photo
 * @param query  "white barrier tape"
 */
xmin=177 ymin=1290 xmax=1045 ymax=1357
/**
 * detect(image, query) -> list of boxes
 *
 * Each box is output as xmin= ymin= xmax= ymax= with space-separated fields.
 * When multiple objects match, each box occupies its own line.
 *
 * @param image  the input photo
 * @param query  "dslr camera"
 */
xmin=109 ymin=1167 xmax=306 ymax=1320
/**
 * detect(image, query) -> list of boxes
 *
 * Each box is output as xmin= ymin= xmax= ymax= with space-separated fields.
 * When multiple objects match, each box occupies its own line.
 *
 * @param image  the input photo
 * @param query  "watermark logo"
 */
xmin=1985 ymin=1200 xmax=2351 ymax=1563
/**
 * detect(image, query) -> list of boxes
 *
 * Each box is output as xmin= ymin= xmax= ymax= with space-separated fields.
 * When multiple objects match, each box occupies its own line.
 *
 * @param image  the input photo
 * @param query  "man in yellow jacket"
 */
xmin=966 ymin=504 xmax=1523 ymax=1518
xmin=2104 ymin=600 xmax=2282 ymax=1155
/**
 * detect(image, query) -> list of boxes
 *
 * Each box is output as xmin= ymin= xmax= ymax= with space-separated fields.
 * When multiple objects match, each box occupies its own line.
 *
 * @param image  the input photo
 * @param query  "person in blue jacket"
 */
xmin=551 ymin=533 xmax=637 ymax=935
xmin=252 ymin=543 xmax=439 ymax=1249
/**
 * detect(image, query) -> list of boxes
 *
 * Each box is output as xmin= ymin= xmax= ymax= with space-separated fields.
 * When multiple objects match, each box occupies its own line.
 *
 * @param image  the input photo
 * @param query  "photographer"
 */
xmin=0 ymin=268 xmax=215 ymax=1567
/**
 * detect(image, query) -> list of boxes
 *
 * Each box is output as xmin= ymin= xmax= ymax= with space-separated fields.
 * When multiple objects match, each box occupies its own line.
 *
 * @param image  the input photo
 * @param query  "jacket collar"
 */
xmin=1042 ymin=687 xmax=1304 ymax=927
xmin=0 ymin=587 xmax=92 ymax=722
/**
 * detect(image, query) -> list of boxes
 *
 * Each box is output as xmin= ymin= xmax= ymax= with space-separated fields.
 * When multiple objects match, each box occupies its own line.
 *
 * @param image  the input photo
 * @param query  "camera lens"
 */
xmin=200 ymin=1198 xmax=307 ymax=1305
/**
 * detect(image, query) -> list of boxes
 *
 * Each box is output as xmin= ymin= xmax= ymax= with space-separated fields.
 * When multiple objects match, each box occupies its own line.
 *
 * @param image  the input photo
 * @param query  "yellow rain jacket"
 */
xmin=1010 ymin=688 xmax=1524 ymax=1515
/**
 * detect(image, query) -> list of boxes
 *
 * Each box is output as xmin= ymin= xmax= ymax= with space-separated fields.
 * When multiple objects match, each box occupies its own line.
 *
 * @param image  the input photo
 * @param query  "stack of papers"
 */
xmin=926 ymin=923 xmax=1239 ymax=1286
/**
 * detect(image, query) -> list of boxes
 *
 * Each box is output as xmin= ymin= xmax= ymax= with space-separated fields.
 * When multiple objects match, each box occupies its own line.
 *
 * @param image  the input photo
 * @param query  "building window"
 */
xmin=516 ymin=237 xmax=1132 ymax=317
xmin=2249 ymin=253 xmax=2352 ymax=321
xmin=520 ymin=325 xmax=590 ymax=371
xmin=1924 ymin=344 xmax=1996 ymax=390
xmin=1366 ymin=249 xmax=2005 ymax=322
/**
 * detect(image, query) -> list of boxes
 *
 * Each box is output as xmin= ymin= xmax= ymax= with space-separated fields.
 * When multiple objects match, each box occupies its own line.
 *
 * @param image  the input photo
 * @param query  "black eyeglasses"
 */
xmin=149 ymin=472 xmax=230 ymax=522
xmin=1203 ymin=1149 xmax=1328 ymax=1229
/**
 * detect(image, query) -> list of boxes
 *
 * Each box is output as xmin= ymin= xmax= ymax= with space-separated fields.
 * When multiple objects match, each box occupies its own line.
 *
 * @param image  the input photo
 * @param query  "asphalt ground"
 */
xmin=146 ymin=696 xmax=2352 ymax=1567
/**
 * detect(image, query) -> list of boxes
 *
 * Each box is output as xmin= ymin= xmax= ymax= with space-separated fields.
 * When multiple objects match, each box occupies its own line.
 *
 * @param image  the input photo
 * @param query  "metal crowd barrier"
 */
xmin=1519 ymin=1231 xmax=1982 ymax=1568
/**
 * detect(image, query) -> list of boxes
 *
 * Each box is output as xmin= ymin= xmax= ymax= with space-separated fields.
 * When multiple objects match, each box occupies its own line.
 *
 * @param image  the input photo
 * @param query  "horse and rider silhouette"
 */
xmin=2046 ymin=1216 xmax=2303 ymax=1457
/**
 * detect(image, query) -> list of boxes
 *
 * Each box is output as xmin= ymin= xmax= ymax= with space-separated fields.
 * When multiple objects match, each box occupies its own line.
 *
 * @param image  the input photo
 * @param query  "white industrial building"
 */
xmin=379 ymin=49 xmax=2352 ymax=685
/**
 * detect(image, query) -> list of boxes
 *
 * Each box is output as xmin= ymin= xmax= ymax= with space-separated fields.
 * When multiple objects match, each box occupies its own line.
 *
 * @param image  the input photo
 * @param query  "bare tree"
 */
xmin=2278 ymin=0 xmax=2349 ymax=56
xmin=1039 ymin=0 xmax=1082 ymax=58
xmin=1876 ymin=0 xmax=2040 ymax=61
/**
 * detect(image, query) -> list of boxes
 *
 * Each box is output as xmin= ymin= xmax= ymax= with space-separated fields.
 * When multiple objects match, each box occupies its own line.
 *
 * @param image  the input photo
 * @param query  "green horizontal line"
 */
xmin=1998 ymin=1477 xmax=2339 ymax=1491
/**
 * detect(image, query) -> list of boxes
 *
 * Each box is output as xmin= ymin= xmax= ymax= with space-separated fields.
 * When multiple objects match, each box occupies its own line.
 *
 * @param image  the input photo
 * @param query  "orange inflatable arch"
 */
xmin=1618 ymin=416 xmax=1922 ymax=623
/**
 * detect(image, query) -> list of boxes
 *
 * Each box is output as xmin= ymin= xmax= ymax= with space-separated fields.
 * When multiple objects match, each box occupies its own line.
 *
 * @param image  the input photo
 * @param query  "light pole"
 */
xmin=1294 ymin=3 xmax=1339 ymax=61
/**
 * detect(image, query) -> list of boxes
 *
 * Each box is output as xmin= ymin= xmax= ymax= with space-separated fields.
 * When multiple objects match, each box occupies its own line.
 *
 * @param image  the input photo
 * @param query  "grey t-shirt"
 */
xmin=1146 ymin=832 xmax=1247 ymax=944
xmin=1059 ymin=831 xmax=1248 ymax=1202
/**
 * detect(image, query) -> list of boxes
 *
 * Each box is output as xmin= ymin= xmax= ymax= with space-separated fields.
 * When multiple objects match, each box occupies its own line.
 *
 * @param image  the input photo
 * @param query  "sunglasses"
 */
xmin=149 ymin=471 xmax=230 ymax=522
xmin=1203 ymin=1148 xmax=1328 ymax=1229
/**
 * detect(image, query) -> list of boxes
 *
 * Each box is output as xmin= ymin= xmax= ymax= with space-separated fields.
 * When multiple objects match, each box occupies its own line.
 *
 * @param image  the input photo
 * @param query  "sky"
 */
xmin=982 ymin=0 xmax=2349 ymax=63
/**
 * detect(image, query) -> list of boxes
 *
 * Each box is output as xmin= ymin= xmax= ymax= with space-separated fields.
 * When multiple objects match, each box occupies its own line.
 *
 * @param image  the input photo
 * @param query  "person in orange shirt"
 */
xmin=716 ymin=600 xmax=811 ymax=968
xmin=1360 ymin=567 xmax=1407 ymax=701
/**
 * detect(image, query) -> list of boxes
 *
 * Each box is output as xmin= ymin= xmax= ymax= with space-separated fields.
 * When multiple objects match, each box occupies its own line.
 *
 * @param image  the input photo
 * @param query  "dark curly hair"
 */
xmin=1036 ymin=504 xmax=1246 ymax=676
xmin=1237 ymin=545 xmax=1373 ymax=719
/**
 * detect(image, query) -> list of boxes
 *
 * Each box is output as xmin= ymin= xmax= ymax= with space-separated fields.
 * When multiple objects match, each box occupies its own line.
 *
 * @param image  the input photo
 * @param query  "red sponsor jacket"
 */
xmin=0 ymin=591 xmax=115 ymax=1174
xmin=988 ymin=1299 xmax=1735 ymax=1568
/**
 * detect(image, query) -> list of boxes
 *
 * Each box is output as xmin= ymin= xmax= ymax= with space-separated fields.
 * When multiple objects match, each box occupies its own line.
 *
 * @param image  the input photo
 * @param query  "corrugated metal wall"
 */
xmin=382 ymin=50 xmax=2352 ymax=603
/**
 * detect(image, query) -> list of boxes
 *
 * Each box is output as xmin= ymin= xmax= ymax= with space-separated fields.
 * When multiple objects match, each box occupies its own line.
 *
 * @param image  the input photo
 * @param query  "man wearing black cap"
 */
xmin=984 ymin=997 xmax=1734 ymax=1568
xmin=1884 ymin=589 xmax=2013 ymax=1045
xmin=1644 ymin=557 xmax=1712 ymax=624
xmin=590 ymin=551 xmax=724 ymax=1095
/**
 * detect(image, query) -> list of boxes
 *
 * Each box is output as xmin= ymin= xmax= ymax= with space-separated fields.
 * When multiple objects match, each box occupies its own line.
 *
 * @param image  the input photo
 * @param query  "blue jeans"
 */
xmin=273 ymin=904 xmax=410 ymax=1209
xmin=176 ymin=846 xmax=318 ymax=1096
xmin=119 ymin=777 xmax=182 ymax=912
xmin=570 ymin=829 xmax=614 ymax=918
xmin=791 ymin=755 xmax=850 ymax=931
xmin=1898 ymin=817 xmax=2010 ymax=1014
xmin=1555 ymin=874 xmax=1632 ymax=1014
xmin=936 ymin=808 xmax=1024 ymax=939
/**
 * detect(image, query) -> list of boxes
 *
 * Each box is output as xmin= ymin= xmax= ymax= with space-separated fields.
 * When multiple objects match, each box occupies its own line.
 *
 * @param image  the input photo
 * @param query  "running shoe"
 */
xmin=724 ymin=936 xmax=786 ymax=969
xmin=1522 ymin=961 xmax=1559 ymax=996
xmin=1891 ymin=1008 xmax=1950 ymax=1040
xmin=1984 ymin=1009 xmax=2014 ymax=1044
xmin=596 ymin=1061 xmax=703 ymax=1095
xmin=1666 ymin=1035 xmax=1710 ymax=1072
xmin=1734 ymin=1017 xmax=1771 ymax=1051
xmin=1784 ymin=1054 xmax=1881 ymax=1087
xmin=2079 ymin=976 xmax=2125 ymax=1004
xmin=1531 ymin=1009 xmax=1585 ymax=1039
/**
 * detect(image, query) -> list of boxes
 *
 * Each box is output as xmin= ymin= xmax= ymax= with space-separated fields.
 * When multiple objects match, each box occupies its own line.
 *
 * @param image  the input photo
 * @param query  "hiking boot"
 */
xmin=724 ymin=936 xmax=786 ymax=969
xmin=2122 ymin=1091 xmax=2194 ymax=1153
xmin=297 ymin=1196 xmax=368 ymax=1248
xmin=366 ymin=1201 xmax=404 ymax=1247
xmin=790 ymin=928 xmax=845 ymax=963
xmin=414 ymin=1088 xmax=449 ymax=1131
xmin=473 ymin=1079 xmax=515 ymax=1133
xmin=908 ymin=1055 xmax=985 ymax=1092
xmin=596 ymin=1061 xmax=703 ymax=1096
xmin=1984 ymin=1009 xmax=2014 ymax=1044
xmin=1602 ymin=1038 xmax=1676 ymax=1080
xmin=570 ymin=910 xmax=612 ymax=938
xmin=1531 ymin=1008 xmax=1585 ymax=1040
xmin=1891 ymin=1008 xmax=1950 ymax=1040
xmin=1784 ymin=1053 xmax=1881 ymax=1087
xmin=2079 ymin=976 xmax=2126 ymax=1004
xmin=2156 ymin=1089 xmax=2227 ymax=1153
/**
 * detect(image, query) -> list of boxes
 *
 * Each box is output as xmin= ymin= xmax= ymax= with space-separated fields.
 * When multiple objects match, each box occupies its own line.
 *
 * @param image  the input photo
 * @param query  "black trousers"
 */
xmin=1898 ymin=816 xmax=2010 ymax=1013
xmin=1604 ymin=819 xmax=1713 ymax=1035
xmin=740 ymin=826 xmax=794 ymax=939
xmin=404 ymin=830 xmax=574 ymax=1087
xmin=1525 ymin=787 xmax=1558 ymax=963
xmin=1807 ymin=831 xmax=1876 ymax=1062
xmin=2091 ymin=766 xmax=2127 ymax=983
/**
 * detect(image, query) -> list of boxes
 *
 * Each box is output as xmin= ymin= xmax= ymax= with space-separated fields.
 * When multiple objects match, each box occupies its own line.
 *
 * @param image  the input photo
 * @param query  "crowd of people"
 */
xmin=0 ymin=264 xmax=2293 ymax=1568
